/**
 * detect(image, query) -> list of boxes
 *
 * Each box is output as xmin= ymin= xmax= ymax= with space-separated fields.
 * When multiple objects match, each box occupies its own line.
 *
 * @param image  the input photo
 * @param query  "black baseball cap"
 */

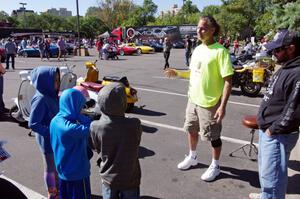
xmin=264 ymin=29 xmax=298 ymax=52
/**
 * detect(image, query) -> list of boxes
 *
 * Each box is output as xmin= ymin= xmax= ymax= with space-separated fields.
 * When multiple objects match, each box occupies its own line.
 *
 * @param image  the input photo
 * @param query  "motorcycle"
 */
xmin=9 ymin=64 xmax=77 ymax=123
xmin=232 ymin=57 xmax=275 ymax=97
xmin=77 ymin=60 xmax=138 ymax=113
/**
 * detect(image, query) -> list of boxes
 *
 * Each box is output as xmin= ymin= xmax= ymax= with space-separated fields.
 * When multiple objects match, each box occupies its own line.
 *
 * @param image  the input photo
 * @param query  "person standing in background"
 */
xmin=163 ymin=37 xmax=172 ymax=70
xmin=37 ymin=38 xmax=45 ymax=61
xmin=184 ymin=35 xmax=192 ymax=67
xmin=57 ymin=36 xmax=66 ymax=61
xmin=0 ymin=58 xmax=8 ymax=119
xmin=4 ymin=38 xmax=16 ymax=70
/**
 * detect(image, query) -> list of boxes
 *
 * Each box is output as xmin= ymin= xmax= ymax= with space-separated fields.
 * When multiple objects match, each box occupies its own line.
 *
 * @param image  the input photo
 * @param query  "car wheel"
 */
xmin=137 ymin=48 xmax=142 ymax=55
xmin=120 ymin=49 xmax=125 ymax=56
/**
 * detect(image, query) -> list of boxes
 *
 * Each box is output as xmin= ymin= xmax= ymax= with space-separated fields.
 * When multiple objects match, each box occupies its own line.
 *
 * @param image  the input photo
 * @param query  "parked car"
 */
xmin=126 ymin=43 xmax=155 ymax=54
xmin=172 ymin=40 xmax=185 ymax=48
xmin=117 ymin=44 xmax=138 ymax=56
xmin=0 ymin=45 xmax=6 ymax=63
xmin=18 ymin=44 xmax=59 ymax=58
xmin=149 ymin=41 xmax=163 ymax=52
xmin=65 ymin=43 xmax=75 ymax=55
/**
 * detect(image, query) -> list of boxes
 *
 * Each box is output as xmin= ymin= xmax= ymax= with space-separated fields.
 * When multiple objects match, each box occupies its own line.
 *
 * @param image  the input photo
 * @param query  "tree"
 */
xmin=141 ymin=0 xmax=158 ymax=25
xmin=96 ymin=0 xmax=135 ymax=29
xmin=180 ymin=0 xmax=199 ymax=15
xmin=201 ymin=5 xmax=221 ymax=17
xmin=270 ymin=0 xmax=300 ymax=32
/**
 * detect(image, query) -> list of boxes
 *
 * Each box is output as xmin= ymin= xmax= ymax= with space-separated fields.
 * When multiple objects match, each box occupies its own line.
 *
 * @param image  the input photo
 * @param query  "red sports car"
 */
xmin=116 ymin=44 xmax=139 ymax=56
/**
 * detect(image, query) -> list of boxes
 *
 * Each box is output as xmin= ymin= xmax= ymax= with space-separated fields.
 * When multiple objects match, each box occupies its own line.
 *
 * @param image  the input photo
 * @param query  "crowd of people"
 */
xmin=0 ymin=15 xmax=300 ymax=199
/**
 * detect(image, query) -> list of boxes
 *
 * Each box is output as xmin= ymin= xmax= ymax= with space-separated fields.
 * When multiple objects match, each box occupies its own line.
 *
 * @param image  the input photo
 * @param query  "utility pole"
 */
xmin=76 ymin=0 xmax=80 ymax=44
xmin=19 ymin=2 xmax=27 ymax=28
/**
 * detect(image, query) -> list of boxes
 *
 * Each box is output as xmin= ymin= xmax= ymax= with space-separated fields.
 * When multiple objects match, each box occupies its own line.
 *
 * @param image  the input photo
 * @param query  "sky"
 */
xmin=0 ymin=0 xmax=222 ymax=16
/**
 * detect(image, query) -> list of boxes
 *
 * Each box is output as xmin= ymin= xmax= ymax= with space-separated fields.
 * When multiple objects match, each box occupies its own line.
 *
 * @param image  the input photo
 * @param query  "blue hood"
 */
xmin=59 ymin=88 xmax=86 ymax=121
xmin=31 ymin=66 xmax=59 ymax=98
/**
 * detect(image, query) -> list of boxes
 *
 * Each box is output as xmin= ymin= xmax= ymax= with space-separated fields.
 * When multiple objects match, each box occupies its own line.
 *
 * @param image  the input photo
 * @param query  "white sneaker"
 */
xmin=249 ymin=193 xmax=260 ymax=199
xmin=177 ymin=155 xmax=198 ymax=170
xmin=201 ymin=164 xmax=220 ymax=181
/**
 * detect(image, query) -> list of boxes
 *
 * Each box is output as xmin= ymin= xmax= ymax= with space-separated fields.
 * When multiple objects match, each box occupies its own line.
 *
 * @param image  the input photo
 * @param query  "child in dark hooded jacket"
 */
xmin=89 ymin=82 xmax=142 ymax=199
xmin=29 ymin=66 xmax=60 ymax=199
xmin=50 ymin=88 xmax=92 ymax=199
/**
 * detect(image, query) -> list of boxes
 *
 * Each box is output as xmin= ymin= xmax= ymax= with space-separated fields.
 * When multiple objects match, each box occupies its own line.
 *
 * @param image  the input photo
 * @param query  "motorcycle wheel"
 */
xmin=126 ymin=103 xmax=134 ymax=113
xmin=241 ymin=83 xmax=262 ymax=97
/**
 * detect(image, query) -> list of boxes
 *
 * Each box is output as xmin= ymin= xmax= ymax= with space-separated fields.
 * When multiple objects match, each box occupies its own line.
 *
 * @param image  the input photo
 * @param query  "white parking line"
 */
xmin=135 ymin=87 xmax=260 ymax=108
xmin=0 ymin=175 xmax=46 ymax=199
xmin=141 ymin=119 xmax=258 ymax=146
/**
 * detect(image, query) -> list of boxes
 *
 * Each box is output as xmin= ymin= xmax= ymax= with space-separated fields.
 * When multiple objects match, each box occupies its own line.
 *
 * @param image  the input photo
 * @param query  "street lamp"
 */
xmin=76 ymin=0 xmax=80 ymax=43
xmin=19 ymin=2 xmax=27 ymax=27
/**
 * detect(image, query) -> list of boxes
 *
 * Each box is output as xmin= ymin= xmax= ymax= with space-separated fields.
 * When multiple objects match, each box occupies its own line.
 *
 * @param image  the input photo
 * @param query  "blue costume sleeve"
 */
xmin=29 ymin=97 xmax=49 ymax=137
xmin=63 ymin=120 xmax=90 ymax=139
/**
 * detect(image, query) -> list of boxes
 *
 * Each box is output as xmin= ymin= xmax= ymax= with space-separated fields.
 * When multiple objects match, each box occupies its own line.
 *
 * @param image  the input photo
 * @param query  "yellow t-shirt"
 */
xmin=188 ymin=42 xmax=233 ymax=107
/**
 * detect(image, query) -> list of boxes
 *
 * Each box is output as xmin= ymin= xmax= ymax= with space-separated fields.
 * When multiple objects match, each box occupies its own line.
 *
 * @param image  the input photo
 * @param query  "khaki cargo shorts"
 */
xmin=183 ymin=101 xmax=222 ymax=141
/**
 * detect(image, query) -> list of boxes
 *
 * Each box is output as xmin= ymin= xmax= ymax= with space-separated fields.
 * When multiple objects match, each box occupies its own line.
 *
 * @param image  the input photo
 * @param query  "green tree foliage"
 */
xmin=270 ymin=0 xmax=300 ymax=32
xmin=201 ymin=5 xmax=221 ymax=16
xmin=179 ymin=0 xmax=199 ymax=15
xmin=0 ymin=0 xmax=298 ymax=39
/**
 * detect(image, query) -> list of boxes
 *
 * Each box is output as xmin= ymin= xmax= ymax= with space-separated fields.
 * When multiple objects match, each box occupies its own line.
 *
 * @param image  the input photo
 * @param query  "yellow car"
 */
xmin=126 ymin=43 xmax=155 ymax=54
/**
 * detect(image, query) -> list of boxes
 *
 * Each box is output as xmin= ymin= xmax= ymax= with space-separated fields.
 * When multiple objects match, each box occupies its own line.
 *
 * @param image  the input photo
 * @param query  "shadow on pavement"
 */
xmin=287 ymin=174 xmax=300 ymax=194
xmin=0 ymin=113 xmax=30 ymax=129
xmin=131 ymin=107 xmax=166 ymax=116
xmin=139 ymin=146 xmax=155 ymax=159
xmin=289 ymin=160 xmax=300 ymax=172
xmin=220 ymin=166 xmax=260 ymax=187
xmin=142 ymin=124 xmax=158 ymax=134
xmin=182 ymin=162 xmax=208 ymax=171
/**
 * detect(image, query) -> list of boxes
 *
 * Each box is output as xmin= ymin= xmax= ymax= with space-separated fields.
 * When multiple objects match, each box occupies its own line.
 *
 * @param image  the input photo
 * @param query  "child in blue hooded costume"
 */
xmin=29 ymin=66 xmax=60 ymax=199
xmin=50 ymin=88 xmax=92 ymax=199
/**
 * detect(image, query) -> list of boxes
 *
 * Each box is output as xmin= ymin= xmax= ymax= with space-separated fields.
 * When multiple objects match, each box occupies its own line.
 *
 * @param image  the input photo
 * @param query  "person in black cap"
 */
xmin=249 ymin=29 xmax=300 ymax=199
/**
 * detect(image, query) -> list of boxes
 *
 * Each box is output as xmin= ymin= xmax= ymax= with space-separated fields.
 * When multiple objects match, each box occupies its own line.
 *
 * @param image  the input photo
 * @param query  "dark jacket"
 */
xmin=89 ymin=82 xmax=142 ymax=190
xmin=257 ymin=56 xmax=300 ymax=134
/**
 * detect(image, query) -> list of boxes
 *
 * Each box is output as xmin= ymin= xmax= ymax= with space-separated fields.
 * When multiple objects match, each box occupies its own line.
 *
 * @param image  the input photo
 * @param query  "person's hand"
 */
xmin=214 ymin=106 xmax=225 ymax=123
xmin=164 ymin=68 xmax=177 ymax=78
xmin=266 ymin=129 xmax=272 ymax=137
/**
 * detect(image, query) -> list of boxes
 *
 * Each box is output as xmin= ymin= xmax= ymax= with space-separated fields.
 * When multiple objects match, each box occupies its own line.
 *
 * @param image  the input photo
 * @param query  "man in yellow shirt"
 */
xmin=165 ymin=16 xmax=233 ymax=181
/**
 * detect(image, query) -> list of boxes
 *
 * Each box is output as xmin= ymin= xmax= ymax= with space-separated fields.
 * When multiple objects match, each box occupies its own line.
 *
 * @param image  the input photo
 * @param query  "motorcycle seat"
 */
xmin=80 ymin=82 xmax=104 ymax=92
xmin=242 ymin=115 xmax=258 ymax=129
xmin=103 ymin=76 xmax=129 ymax=87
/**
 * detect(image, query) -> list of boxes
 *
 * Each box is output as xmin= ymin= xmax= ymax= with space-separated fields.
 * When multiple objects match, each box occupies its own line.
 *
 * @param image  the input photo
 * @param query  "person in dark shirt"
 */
xmin=184 ymin=35 xmax=192 ymax=67
xmin=249 ymin=29 xmax=300 ymax=199
xmin=163 ymin=37 xmax=172 ymax=70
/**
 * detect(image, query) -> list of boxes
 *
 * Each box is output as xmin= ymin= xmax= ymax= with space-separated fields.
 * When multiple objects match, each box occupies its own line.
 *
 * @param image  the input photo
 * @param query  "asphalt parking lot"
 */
xmin=1 ymin=48 xmax=299 ymax=199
